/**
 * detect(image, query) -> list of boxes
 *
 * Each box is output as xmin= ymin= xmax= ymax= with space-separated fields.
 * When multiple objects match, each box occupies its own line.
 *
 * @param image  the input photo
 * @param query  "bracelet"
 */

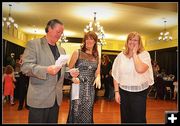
xmin=114 ymin=90 xmax=119 ymax=92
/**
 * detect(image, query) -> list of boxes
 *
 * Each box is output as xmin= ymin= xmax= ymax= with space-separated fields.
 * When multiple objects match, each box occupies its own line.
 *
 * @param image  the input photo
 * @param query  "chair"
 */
xmin=163 ymin=79 xmax=174 ymax=100
xmin=148 ymin=84 xmax=157 ymax=99
xmin=164 ymin=87 xmax=172 ymax=100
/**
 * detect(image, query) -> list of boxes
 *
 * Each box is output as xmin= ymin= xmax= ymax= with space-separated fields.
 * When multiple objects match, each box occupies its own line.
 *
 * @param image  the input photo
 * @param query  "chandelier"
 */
xmin=84 ymin=12 xmax=106 ymax=46
xmin=2 ymin=4 xmax=18 ymax=29
xmin=60 ymin=33 xmax=68 ymax=43
xmin=158 ymin=19 xmax=172 ymax=41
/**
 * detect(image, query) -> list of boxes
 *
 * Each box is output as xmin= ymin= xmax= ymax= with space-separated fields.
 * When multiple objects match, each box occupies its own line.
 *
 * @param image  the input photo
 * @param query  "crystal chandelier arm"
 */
xmin=164 ymin=20 xmax=167 ymax=33
xmin=8 ymin=4 xmax=12 ymax=17
xmin=94 ymin=12 xmax=96 ymax=22
xmin=8 ymin=4 xmax=14 ymax=23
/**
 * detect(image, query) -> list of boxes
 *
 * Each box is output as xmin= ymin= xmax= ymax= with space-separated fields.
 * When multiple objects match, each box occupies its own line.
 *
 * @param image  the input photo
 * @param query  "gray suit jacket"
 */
xmin=21 ymin=37 xmax=66 ymax=108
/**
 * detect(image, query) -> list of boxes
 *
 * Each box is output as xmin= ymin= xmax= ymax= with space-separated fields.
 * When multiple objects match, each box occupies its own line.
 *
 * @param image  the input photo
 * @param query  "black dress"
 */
xmin=67 ymin=50 xmax=98 ymax=123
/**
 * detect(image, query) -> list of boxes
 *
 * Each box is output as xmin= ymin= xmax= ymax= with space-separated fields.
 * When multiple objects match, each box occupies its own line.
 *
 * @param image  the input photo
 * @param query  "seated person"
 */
xmin=172 ymin=80 xmax=178 ymax=100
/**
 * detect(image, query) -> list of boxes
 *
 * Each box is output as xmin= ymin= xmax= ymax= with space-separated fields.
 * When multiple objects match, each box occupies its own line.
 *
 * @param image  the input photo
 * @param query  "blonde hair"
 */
xmin=123 ymin=31 xmax=144 ymax=55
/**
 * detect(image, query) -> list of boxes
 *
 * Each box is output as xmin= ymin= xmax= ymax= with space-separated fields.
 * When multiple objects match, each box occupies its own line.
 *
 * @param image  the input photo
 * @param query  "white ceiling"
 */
xmin=2 ymin=2 xmax=178 ymax=41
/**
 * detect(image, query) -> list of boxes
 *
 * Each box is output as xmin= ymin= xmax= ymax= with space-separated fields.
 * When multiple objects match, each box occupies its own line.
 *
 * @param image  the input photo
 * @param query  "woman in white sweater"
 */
xmin=112 ymin=31 xmax=154 ymax=123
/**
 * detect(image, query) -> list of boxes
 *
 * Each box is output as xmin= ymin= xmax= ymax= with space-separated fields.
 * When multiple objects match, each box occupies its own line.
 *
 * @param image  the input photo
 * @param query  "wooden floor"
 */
xmin=2 ymin=95 xmax=178 ymax=124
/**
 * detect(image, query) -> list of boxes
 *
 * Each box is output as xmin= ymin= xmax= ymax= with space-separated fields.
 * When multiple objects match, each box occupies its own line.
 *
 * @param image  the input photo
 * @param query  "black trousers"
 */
xmin=28 ymin=100 xmax=59 ymax=123
xmin=120 ymin=88 xmax=148 ymax=124
xmin=104 ymin=76 xmax=110 ymax=97
xmin=18 ymin=73 xmax=29 ymax=107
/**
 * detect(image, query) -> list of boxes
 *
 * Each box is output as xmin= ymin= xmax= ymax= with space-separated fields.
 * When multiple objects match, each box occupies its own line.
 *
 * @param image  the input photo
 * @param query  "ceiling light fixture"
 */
xmin=84 ymin=12 xmax=106 ymax=46
xmin=158 ymin=18 xmax=172 ymax=41
xmin=60 ymin=33 xmax=68 ymax=43
xmin=2 ymin=4 xmax=18 ymax=29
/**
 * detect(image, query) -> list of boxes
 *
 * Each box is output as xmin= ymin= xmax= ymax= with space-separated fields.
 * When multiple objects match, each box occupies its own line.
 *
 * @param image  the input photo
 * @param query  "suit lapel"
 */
xmin=41 ymin=37 xmax=55 ymax=64
xmin=57 ymin=42 xmax=65 ymax=55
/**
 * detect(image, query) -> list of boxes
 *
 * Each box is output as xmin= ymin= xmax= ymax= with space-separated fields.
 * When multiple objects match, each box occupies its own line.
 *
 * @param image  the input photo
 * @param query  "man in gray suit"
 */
xmin=21 ymin=19 xmax=78 ymax=123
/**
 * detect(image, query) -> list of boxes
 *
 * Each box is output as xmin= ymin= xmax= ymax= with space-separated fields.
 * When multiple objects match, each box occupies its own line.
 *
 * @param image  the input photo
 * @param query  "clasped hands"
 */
xmin=69 ymin=68 xmax=80 ymax=84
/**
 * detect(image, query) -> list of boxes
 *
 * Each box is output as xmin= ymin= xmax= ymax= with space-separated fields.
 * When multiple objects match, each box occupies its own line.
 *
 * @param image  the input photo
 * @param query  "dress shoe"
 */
xmin=25 ymin=105 xmax=29 ymax=110
xmin=17 ymin=106 xmax=23 ymax=111
xmin=10 ymin=102 xmax=15 ymax=106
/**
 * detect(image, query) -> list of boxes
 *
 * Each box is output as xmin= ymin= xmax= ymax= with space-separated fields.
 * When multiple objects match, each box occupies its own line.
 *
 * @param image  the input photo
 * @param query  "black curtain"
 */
xmin=3 ymin=39 xmax=25 ymax=67
xmin=102 ymin=47 xmax=177 ymax=78
xmin=149 ymin=51 xmax=155 ymax=61
xmin=149 ymin=47 xmax=177 ymax=78
xmin=156 ymin=47 xmax=177 ymax=76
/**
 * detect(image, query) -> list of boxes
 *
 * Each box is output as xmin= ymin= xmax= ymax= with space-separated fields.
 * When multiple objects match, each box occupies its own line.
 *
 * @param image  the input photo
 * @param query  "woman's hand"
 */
xmin=69 ymin=68 xmax=79 ymax=78
xmin=115 ymin=92 xmax=121 ymax=104
xmin=72 ymin=77 xmax=80 ymax=84
xmin=132 ymin=44 xmax=138 ymax=54
xmin=93 ymin=74 xmax=101 ymax=89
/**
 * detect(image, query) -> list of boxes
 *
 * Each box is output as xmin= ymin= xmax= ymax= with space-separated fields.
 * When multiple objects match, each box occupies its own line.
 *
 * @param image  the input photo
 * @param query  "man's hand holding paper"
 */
xmin=47 ymin=55 xmax=69 ymax=75
xmin=55 ymin=54 xmax=69 ymax=67
xmin=47 ymin=65 xmax=62 ymax=75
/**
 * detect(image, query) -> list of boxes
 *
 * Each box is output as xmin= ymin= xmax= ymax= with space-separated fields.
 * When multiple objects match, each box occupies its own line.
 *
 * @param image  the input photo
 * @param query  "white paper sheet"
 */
xmin=71 ymin=83 xmax=80 ymax=100
xmin=55 ymin=55 xmax=69 ymax=66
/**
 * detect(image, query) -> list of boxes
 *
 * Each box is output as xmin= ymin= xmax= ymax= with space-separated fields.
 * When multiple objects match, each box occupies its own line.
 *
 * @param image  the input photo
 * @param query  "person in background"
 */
xmin=100 ymin=57 xmax=105 ymax=89
xmin=107 ymin=69 xmax=114 ymax=100
xmin=13 ymin=58 xmax=21 ymax=100
xmin=159 ymin=69 xmax=167 ymax=78
xmin=21 ymin=19 xmax=79 ymax=123
xmin=2 ymin=65 xmax=16 ymax=105
xmin=152 ymin=60 xmax=160 ymax=79
xmin=17 ymin=54 xmax=30 ymax=110
xmin=2 ymin=67 xmax=6 ymax=103
xmin=112 ymin=31 xmax=154 ymax=123
xmin=15 ymin=58 xmax=21 ymax=74
xmin=67 ymin=31 xmax=101 ymax=123
xmin=172 ymin=77 xmax=178 ymax=100
xmin=101 ymin=54 xmax=112 ymax=99
xmin=6 ymin=53 xmax=16 ymax=69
